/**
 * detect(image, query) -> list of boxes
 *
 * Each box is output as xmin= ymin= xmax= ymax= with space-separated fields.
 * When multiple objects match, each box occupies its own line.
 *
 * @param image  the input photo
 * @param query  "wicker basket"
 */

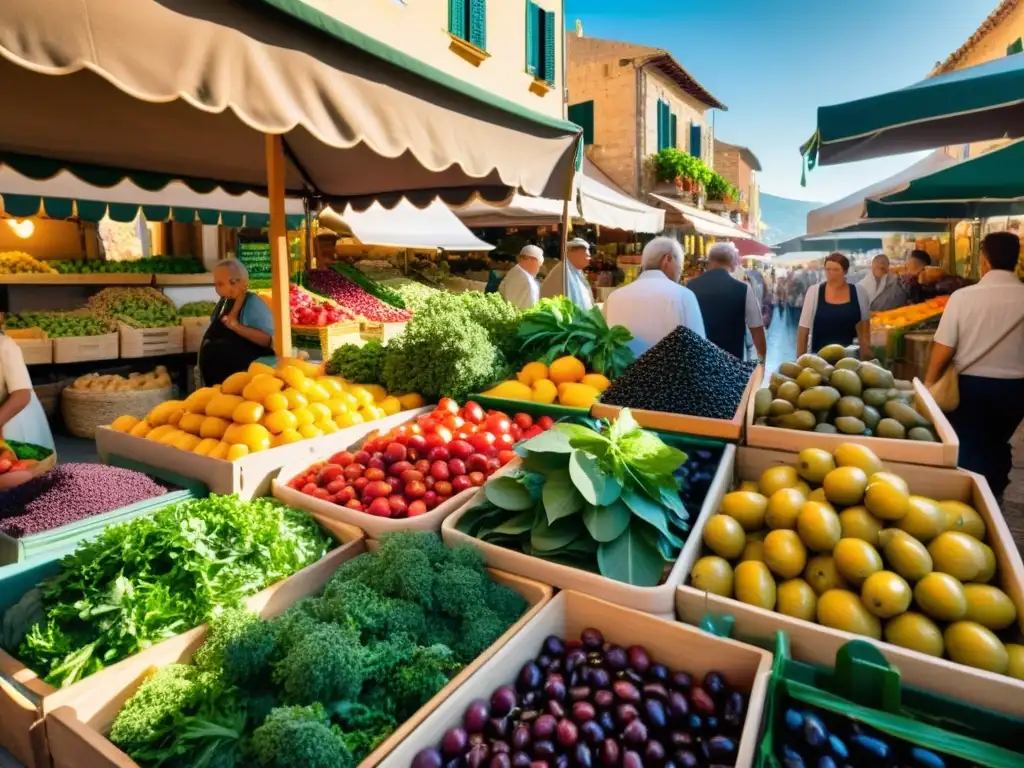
xmin=61 ymin=385 xmax=172 ymax=439
xmin=34 ymin=380 xmax=68 ymax=419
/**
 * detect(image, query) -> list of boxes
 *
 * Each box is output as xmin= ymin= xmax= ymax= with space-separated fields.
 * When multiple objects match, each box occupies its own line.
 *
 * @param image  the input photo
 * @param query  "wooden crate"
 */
xmin=6 ymin=329 xmax=52 ymax=366
xmin=380 ymin=590 xmax=773 ymax=767
xmin=675 ymin=446 xmax=1024 ymax=714
xmin=745 ymin=377 xmax=958 ymax=467
xmin=118 ymin=323 xmax=184 ymax=359
xmin=292 ymin=320 xmax=362 ymax=360
xmin=42 ymin=563 xmax=552 ymax=768
xmin=442 ymin=445 xmax=734 ymax=619
xmin=94 ymin=407 xmax=431 ymax=500
xmin=52 ymin=332 xmax=119 ymax=364
xmin=0 ymin=515 xmax=362 ymax=768
xmin=591 ymin=365 xmax=762 ymax=441
xmin=180 ymin=317 xmax=209 ymax=354
xmin=359 ymin=320 xmax=407 ymax=343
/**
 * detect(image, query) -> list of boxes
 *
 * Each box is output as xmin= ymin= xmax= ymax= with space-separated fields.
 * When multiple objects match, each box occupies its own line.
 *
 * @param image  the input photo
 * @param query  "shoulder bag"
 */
xmin=929 ymin=313 xmax=1024 ymax=412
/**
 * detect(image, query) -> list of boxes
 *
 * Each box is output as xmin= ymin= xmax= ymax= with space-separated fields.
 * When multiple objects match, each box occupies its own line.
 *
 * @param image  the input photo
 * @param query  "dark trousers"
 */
xmin=947 ymin=374 xmax=1024 ymax=498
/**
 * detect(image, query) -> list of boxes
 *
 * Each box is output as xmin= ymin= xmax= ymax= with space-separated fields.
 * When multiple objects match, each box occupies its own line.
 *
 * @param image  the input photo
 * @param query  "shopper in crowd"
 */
xmin=541 ymin=237 xmax=594 ymax=310
xmin=0 ymin=322 xmax=54 ymax=451
xmin=199 ymin=259 xmax=275 ymax=386
xmin=797 ymin=252 xmax=871 ymax=359
xmin=859 ymin=253 xmax=900 ymax=311
xmin=497 ymin=244 xmax=543 ymax=310
xmin=687 ymin=242 xmax=766 ymax=361
xmin=604 ymin=236 xmax=705 ymax=356
xmin=925 ymin=231 xmax=1024 ymax=499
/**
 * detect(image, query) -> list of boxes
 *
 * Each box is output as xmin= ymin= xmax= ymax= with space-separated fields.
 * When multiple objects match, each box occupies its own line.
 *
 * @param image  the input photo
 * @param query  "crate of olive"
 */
xmin=746 ymin=345 xmax=957 ymax=467
xmin=759 ymin=634 xmax=1024 ymax=768
xmin=676 ymin=443 xmax=1024 ymax=714
xmin=382 ymin=590 xmax=773 ymax=768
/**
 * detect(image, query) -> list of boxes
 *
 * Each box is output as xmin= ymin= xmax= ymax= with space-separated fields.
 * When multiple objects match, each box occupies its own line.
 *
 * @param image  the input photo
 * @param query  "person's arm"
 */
xmin=744 ymin=285 xmax=766 ymax=361
xmin=0 ymin=340 xmax=33 ymax=431
xmin=231 ymin=294 xmax=274 ymax=348
xmin=796 ymin=286 xmax=815 ymax=356
xmin=751 ymin=326 xmax=767 ymax=362
xmin=926 ymin=302 xmax=959 ymax=386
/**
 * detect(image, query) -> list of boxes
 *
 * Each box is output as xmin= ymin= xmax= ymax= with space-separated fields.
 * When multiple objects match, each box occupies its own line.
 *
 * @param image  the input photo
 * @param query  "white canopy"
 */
xmin=319 ymin=200 xmax=494 ymax=252
xmin=772 ymin=251 xmax=829 ymax=266
xmin=649 ymin=194 xmax=753 ymax=239
xmin=805 ymin=150 xmax=958 ymax=236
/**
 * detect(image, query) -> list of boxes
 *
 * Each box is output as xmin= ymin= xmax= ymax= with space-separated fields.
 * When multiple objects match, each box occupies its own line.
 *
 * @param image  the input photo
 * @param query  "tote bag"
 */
xmin=930 ymin=314 xmax=1024 ymax=412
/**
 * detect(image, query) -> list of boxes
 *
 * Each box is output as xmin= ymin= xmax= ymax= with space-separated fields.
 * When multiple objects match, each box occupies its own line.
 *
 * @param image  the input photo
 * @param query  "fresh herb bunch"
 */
xmin=7 ymin=495 xmax=332 ymax=688
xmin=446 ymin=291 xmax=522 ymax=357
xmin=327 ymin=341 xmax=385 ymax=384
xmin=516 ymin=303 xmax=635 ymax=379
xmin=53 ymin=256 xmax=205 ymax=275
xmin=88 ymin=287 xmax=180 ymax=328
xmin=178 ymin=301 xmax=217 ymax=317
xmin=457 ymin=410 xmax=691 ymax=586
xmin=385 ymin=279 xmax=440 ymax=313
xmin=108 ymin=532 xmax=527 ymax=768
xmin=4 ymin=310 xmax=112 ymax=337
xmin=330 ymin=263 xmax=406 ymax=309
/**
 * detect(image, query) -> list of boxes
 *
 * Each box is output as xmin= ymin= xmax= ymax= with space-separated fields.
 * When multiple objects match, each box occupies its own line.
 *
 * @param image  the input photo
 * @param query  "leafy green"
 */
xmin=330 ymin=262 xmax=406 ymax=309
xmin=516 ymin=302 xmax=635 ymax=378
xmin=327 ymin=340 xmax=385 ymax=383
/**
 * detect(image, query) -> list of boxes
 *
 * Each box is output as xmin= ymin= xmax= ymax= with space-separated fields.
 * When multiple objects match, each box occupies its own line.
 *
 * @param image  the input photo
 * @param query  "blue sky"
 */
xmin=564 ymin=0 xmax=997 ymax=203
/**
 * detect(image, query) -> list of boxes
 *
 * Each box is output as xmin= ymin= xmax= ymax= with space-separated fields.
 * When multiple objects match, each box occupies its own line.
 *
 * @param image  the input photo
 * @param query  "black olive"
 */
xmin=670 ymin=671 xmax=693 ymax=694
xmin=643 ymin=698 xmax=668 ymax=730
xmin=580 ymin=720 xmax=605 ymax=746
xmin=648 ymin=663 xmax=671 ymax=683
xmin=575 ymin=742 xmax=594 ymax=768
xmin=604 ymin=645 xmax=628 ymax=671
xmin=543 ymin=636 xmax=566 ymax=658
xmin=702 ymin=671 xmax=727 ymax=701
xmin=581 ymin=628 xmax=604 ymax=650
xmin=516 ymin=663 xmax=542 ymax=693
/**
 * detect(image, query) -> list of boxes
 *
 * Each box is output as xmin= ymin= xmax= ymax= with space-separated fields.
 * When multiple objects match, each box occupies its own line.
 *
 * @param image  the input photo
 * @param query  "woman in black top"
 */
xmin=797 ymin=252 xmax=872 ymax=359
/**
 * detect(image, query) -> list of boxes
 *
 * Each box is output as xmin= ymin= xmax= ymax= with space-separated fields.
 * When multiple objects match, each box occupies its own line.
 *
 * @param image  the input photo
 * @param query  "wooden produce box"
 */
xmin=118 ymin=323 xmax=184 ymax=359
xmin=591 ymin=365 xmax=762 ymax=441
xmin=42 ymin=559 xmax=551 ymax=768
xmin=676 ymin=446 xmax=1024 ymax=714
xmin=442 ymin=444 xmax=734 ymax=618
xmin=380 ymin=590 xmax=773 ymax=767
xmin=0 ymin=514 xmax=362 ymax=768
xmin=180 ymin=317 xmax=209 ymax=354
xmin=359 ymin=320 xmax=407 ymax=343
xmin=52 ymin=332 xmax=119 ymax=364
xmin=6 ymin=329 xmax=52 ymax=366
xmin=745 ymin=378 xmax=958 ymax=467
xmin=94 ymin=407 xmax=430 ymax=500
xmin=292 ymin=320 xmax=362 ymax=360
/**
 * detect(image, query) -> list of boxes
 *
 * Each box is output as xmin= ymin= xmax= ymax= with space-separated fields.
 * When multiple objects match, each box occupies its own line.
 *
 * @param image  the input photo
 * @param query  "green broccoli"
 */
xmin=485 ymin=582 xmax=529 ymax=626
xmin=271 ymin=598 xmax=324 ymax=654
xmin=328 ymin=552 xmax=378 ymax=585
xmin=109 ymin=665 xmax=202 ymax=755
xmin=273 ymin=623 xmax=365 ymax=705
xmin=378 ymin=530 xmax=450 ymax=565
xmin=380 ymin=643 xmax=461 ymax=721
xmin=194 ymin=609 xmax=276 ymax=688
xmin=432 ymin=564 xmax=490 ymax=618
xmin=320 ymin=580 xmax=427 ymax=642
xmin=249 ymin=704 xmax=352 ymax=768
xmin=375 ymin=546 xmax=436 ymax=608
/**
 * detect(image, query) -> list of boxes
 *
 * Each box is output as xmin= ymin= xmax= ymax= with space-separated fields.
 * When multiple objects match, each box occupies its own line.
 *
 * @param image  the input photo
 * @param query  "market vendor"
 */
xmin=797 ymin=252 xmax=872 ymax=359
xmin=0 ymin=327 xmax=54 ymax=450
xmin=541 ymin=237 xmax=594 ymax=310
xmin=199 ymin=259 xmax=275 ymax=386
xmin=498 ymin=244 xmax=543 ymax=310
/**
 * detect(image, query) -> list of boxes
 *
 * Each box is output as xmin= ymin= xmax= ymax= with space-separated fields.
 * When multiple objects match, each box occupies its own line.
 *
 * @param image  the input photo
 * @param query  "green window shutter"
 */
xmin=525 ymin=2 xmax=539 ymax=76
xmin=448 ymin=0 xmax=466 ymax=39
xmin=469 ymin=0 xmax=487 ymax=50
xmin=670 ymin=113 xmax=678 ymax=148
xmin=690 ymin=123 xmax=702 ymax=158
xmin=656 ymin=101 xmax=663 ymax=151
xmin=543 ymin=11 xmax=557 ymax=84
xmin=568 ymin=101 xmax=594 ymax=145
xmin=1008 ymin=38 xmax=1023 ymax=55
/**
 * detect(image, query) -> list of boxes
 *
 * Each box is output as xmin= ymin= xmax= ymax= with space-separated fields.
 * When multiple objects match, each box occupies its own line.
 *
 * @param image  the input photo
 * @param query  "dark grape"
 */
xmin=627 ymin=646 xmax=651 ymax=675
xmin=516 ymin=662 xmax=542 ymax=692
xmin=442 ymin=727 xmax=469 ymax=758
xmin=490 ymin=686 xmax=517 ymax=718
xmin=581 ymin=628 xmax=604 ymax=650
xmin=532 ymin=714 xmax=557 ymax=740
xmin=465 ymin=700 xmax=490 ymax=733
xmin=543 ymin=636 xmax=565 ymax=658
xmin=412 ymin=748 xmax=444 ymax=768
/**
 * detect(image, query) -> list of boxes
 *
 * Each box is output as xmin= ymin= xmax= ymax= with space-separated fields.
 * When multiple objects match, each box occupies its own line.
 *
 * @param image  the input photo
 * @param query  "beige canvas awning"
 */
xmin=319 ymin=201 xmax=494 ymax=251
xmin=649 ymin=194 xmax=752 ymax=239
xmin=0 ymin=0 xmax=580 ymax=208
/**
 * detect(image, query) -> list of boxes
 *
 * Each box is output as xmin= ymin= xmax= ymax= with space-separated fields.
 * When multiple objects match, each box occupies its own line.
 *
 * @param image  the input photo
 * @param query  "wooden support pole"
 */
xmin=558 ymin=197 xmax=571 ymax=296
xmin=265 ymin=134 xmax=292 ymax=357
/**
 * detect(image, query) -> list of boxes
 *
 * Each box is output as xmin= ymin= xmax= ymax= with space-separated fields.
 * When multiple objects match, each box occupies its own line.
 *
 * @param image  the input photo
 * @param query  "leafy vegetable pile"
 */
xmin=329 ymin=263 xmax=406 ymax=309
xmin=88 ymin=287 xmax=180 ymax=328
xmin=108 ymin=532 xmax=527 ymax=768
xmin=5 ymin=310 xmax=113 ymax=337
xmin=4 ymin=495 xmax=332 ymax=688
xmin=53 ymin=256 xmax=206 ymax=275
xmin=326 ymin=340 xmax=385 ymax=384
xmin=457 ymin=411 xmax=693 ymax=586
xmin=383 ymin=279 xmax=441 ymax=313
xmin=516 ymin=298 xmax=635 ymax=379
xmin=178 ymin=301 xmax=217 ymax=317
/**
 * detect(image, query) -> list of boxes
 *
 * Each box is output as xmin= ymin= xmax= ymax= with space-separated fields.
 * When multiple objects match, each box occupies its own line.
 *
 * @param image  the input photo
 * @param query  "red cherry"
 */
xmin=485 ymin=414 xmax=511 ymax=434
xmin=328 ymin=451 xmax=354 ymax=467
xmin=407 ymin=435 xmax=428 ymax=453
xmin=353 ymin=476 xmax=370 ymax=492
xmin=495 ymin=433 xmax=516 ymax=450
xmin=401 ymin=469 xmax=425 ymax=485
xmin=430 ymin=461 xmax=451 ymax=481
xmin=367 ymin=497 xmax=393 ymax=517
xmin=326 ymin=479 xmax=346 ymax=495
xmin=405 ymin=480 xmax=427 ymax=499
xmin=423 ymin=490 xmax=439 ymax=510
xmin=427 ymin=446 xmax=451 ymax=463
xmin=344 ymin=464 xmax=364 ymax=481
xmin=537 ymin=416 xmax=554 ymax=430
xmin=385 ymin=442 xmax=408 ymax=463
xmin=353 ymin=450 xmax=371 ymax=466
xmin=513 ymin=413 xmax=534 ymax=430
xmin=388 ymin=495 xmax=409 ymax=518
xmin=466 ymin=454 xmax=489 ymax=473
xmin=301 ymin=482 xmax=319 ymax=496
xmin=388 ymin=460 xmax=414 ymax=478
xmin=448 ymin=440 xmax=474 ymax=460
xmin=462 ymin=401 xmax=485 ymax=424
xmin=312 ymin=487 xmax=331 ymax=500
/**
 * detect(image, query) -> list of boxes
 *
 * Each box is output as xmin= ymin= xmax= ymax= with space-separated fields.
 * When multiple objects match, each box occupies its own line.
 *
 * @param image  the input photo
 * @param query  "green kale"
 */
xmin=432 ymin=564 xmax=490 ymax=618
xmin=329 ymin=702 xmax=396 ymax=763
xmin=485 ymin=582 xmax=529 ymax=626
xmin=456 ymin=610 xmax=515 ymax=664
xmin=380 ymin=643 xmax=461 ymax=721
xmin=273 ymin=623 xmax=365 ymax=705
xmin=319 ymin=580 xmax=425 ymax=642
xmin=194 ymin=608 xmax=276 ymax=688
xmin=109 ymin=665 xmax=202 ymax=755
xmin=249 ymin=704 xmax=352 ymax=768
xmin=327 ymin=341 xmax=385 ymax=384
xmin=450 ymin=292 xmax=522 ymax=357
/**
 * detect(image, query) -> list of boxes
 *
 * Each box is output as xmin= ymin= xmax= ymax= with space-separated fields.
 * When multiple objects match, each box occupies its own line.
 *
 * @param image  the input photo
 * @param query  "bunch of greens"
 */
xmin=4 ymin=310 xmax=113 ymax=338
xmin=449 ymin=291 xmax=522 ymax=358
xmin=384 ymin=279 xmax=440 ymax=313
xmin=53 ymin=256 xmax=205 ymax=275
xmin=327 ymin=341 xmax=385 ymax=384
xmin=179 ymin=301 xmax=217 ymax=317
xmin=108 ymin=532 xmax=527 ymax=768
xmin=516 ymin=302 xmax=635 ymax=379
xmin=88 ymin=287 xmax=180 ymax=328
xmin=457 ymin=410 xmax=689 ymax=587
xmin=330 ymin=263 xmax=406 ymax=309
xmin=6 ymin=495 xmax=332 ymax=688
xmin=4 ymin=440 xmax=53 ymax=462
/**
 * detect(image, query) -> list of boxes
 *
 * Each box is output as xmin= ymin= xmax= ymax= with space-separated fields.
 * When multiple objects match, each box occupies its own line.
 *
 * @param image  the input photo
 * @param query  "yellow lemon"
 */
xmin=397 ymin=393 xmax=425 ymax=410
xmin=702 ymin=515 xmax=746 ymax=560
xmin=380 ymin=396 xmax=402 ymax=416
xmin=220 ymin=371 xmax=252 ymax=396
xmin=205 ymin=394 xmax=245 ymax=420
xmin=976 ymin=543 xmax=997 ymax=583
xmin=166 ymin=409 xmax=185 ymax=428
xmin=838 ymin=506 xmax=883 ymax=546
xmin=759 ymin=465 xmax=800 ymax=497
xmin=111 ymin=415 xmax=139 ymax=433
xmin=797 ymin=502 xmax=842 ymax=552
xmin=247 ymin=361 xmax=276 ymax=377
xmin=549 ymin=356 xmax=587 ymax=385
xmin=816 ymin=589 xmax=881 ymax=639
xmin=776 ymin=579 xmax=817 ymax=622
xmin=156 ymin=428 xmax=185 ymax=446
xmin=336 ymin=410 xmax=365 ymax=428
xmin=763 ymin=530 xmax=807 ymax=579
xmin=264 ymin=392 xmax=289 ymax=413
xmin=292 ymin=407 xmax=315 ymax=427
xmin=199 ymin=416 xmax=230 ymax=440
xmin=880 ymin=529 xmax=933 ymax=582
xmin=317 ymin=377 xmax=346 ymax=398
xmin=307 ymin=402 xmax=333 ymax=423
xmin=944 ymin=621 xmax=1009 ymax=674
xmin=242 ymin=374 xmax=284 ymax=403
xmin=282 ymin=388 xmax=309 ymax=409
xmin=741 ymin=540 xmax=766 ymax=562
xmin=171 ymin=432 xmax=202 ymax=452
xmin=278 ymin=365 xmax=311 ymax=393
xmin=128 ymin=419 xmax=153 ymax=438
xmin=928 ymin=532 xmax=986 ymax=582
xmin=193 ymin=437 xmax=220 ymax=456
xmin=226 ymin=443 xmax=250 ymax=461
xmin=962 ymin=584 xmax=1017 ymax=631
xmin=864 ymin=476 xmax=910 ymax=521
xmin=326 ymin=397 xmax=350 ymax=416
xmin=306 ymin=382 xmax=331 ymax=404
xmin=262 ymin=409 xmax=299 ymax=434
xmin=860 ymin=571 xmax=912 ymax=619
xmin=177 ymin=412 xmax=206 ymax=436
xmin=348 ymin=386 xmax=375 ymax=408
xmin=362 ymin=384 xmax=388 ymax=403
xmin=274 ymin=429 xmax=304 ymax=446
xmin=208 ymin=441 xmax=231 ymax=460
xmin=315 ymin=420 xmax=339 ymax=435
xmin=690 ymin=556 xmax=734 ymax=597
xmin=734 ymin=561 xmax=777 ymax=610
xmin=517 ymin=361 xmax=550 ymax=386
xmin=914 ymin=572 xmax=967 ymax=622
xmin=232 ymin=401 xmax=265 ymax=426
xmin=720 ymin=491 xmax=769 ymax=531
xmin=147 ymin=400 xmax=187 ymax=427
xmin=884 ymin=612 xmax=944 ymax=657
xmin=581 ymin=373 xmax=612 ymax=392
xmin=804 ymin=555 xmax=848 ymax=595
xmin=298 ymin=424 xmax=323 ymax=440
xmin=832 ymin=538 xmax=883 ymax=587
xmin=235 ymin=424 xmax=272 ymax=452
xmin=1007 ymin=644 xmax=1024 ymax=680
xmin=183 ymin=387 xmax=218 ymax=414
xmin=739 ymin=480 xmax=760 ymax=493
xmin=531 ymin=379 xmax=558 ymax=404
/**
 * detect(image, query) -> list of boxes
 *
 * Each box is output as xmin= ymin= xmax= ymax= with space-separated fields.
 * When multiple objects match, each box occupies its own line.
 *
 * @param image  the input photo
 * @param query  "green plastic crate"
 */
xmin=470 ymin=394 xmax=591 ymax=422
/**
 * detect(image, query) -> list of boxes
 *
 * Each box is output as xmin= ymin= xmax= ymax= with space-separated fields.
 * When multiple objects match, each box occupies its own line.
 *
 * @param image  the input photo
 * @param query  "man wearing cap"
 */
xmin=498 ymin=244 xmax=544 ymax=310
xmin=540 ymin=237 xmax=595 ymax=310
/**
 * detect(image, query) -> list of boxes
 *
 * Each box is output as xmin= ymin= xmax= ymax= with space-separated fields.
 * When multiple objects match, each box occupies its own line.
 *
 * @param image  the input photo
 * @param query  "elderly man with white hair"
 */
xmin=603 ymin=236 xmax=705 ymax=356
xmin=498 ymin=244 xmax=544 ymax=310
xmin=687 ymin=242 xmax=766 ymax=361
xmin=540 ymin=237 xmax=595 ymax=310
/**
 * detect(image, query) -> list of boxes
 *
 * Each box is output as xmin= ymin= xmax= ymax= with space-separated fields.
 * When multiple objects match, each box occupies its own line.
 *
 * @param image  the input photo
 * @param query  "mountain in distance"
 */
xmin=759 ymin=193 xmax=822 ymax=245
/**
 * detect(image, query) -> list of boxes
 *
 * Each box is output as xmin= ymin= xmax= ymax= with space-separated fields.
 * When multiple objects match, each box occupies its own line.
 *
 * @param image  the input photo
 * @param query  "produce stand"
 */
xmin=359 ymin=320 xmax=407 ymax=343
xmin=290 ymin=319 xmax=362 ymax=360
xmin=675 ymin=446 xmax=1024 ymax=711
xmin=592 ymin=365 xmax=763 ymax=441
xmin=379 ymin=590 xmax=773 ymax=767
xmin=180 ymin=316 xmax=209 ymax=354
xmin=0 ymin=509 xmax=363 ymax=768
xmin=745 ymin=378 xmax=958 ymax=467
xmin=41 ymin=553 xmax=551 ymax=768
xmin=94 ymin=407 xmax=430 ymax=500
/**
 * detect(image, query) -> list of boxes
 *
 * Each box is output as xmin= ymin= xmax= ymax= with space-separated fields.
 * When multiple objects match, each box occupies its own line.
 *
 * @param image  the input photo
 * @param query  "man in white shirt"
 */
xmin=926 ymin=231 xmax=1024 ymax=498
xmin=604 ymin=236 xmax=705 ymax=357
xmin=540 ymin=237 xmax=594 ymax=310
xmin=498 ymin=244 xmax=543 ymax=310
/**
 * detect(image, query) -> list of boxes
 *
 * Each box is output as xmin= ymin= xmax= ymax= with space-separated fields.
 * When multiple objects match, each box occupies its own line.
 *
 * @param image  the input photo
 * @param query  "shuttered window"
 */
xmin=690 ymin=123 xmax=702 ymax=159
xmin=450 ymin=0 xmax=486 ymax=50
xmin=526 ymin=3 xmax=557 ymax=84
xmin=568 ymin=101 xmax=594 ymax=145
xmin=670 ymin=114 xmax=678 ymax=149
xmin=525 ymin=2 xmax=539 ymax=76
xmin=656 ymin=100 xmax=675 ymax=151
xmin=1008 ymin=38 xmax=1023 ymax=56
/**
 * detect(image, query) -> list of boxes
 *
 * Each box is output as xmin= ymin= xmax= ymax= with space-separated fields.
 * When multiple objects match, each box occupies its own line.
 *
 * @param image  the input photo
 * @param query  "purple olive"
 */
xmin=467 ymin=743 xmax=490 ymax=768
xmin=520 ymin=692 xmax=538 ymax=709
xmin=489 ymin=755 xmax=511 ymax=768
xmin=575 ymin=742 xmax=594 ymax=768
xmin=511 ymin=754 xmax=531 ymax=768
xmin=670 ymin=671 xmax=693 ymax=693
xmin=703 ymin=735 xmax=737 ymax=762
xmin=532 ymin=714 xmax=557 ymax=740
xmin=442 ymin=727 xmax=468 ymax=758
xmin=702 ymin=671 xmax=727 ymax=700
xmin=613 ymin=680 xmax=640 ymax=704
xmin=412 ymin=747 xmax=444 ymax=768
xmin=667 ymin=731 xmax=694 ymax=749
xmin=643 ymin=683 xmax=669 ymax=702
xmin=626 ymin=646 xmax=651 ymax=675
xmin=690 ymin=687 xmax=716 ymax=716
xmin=543 ymin=635 xmax=566 ymax=658
xmin=572 ymin=701 xmax=596 ymax=723
xmin=598 ymin=711 xmax=616 ymax=734
xmin=537 ymin=654 xmax=553 ymax=670
xmin=598 ymin=738 xmax=620 ymax=767
xmin=724 ymin=691 xmax=747 ymax=729
xmin=565 ymin=648 xmax=587 ymax=675
xmin=547 ymin=700 xmax=565 ymax=719
xmin=581 ymin=628 xmax=604 ymax=650
xmin=492 ymin=741 xmax=510 ymax=754
xmin=604 ymin=645 xmax=628 ymax=671
xmin=544 ymin=677 xmax=567 ymax=702
xmin=623 ymin=750 xmax=644 ymax=768
xmin=487 ymin=718 xmax=510 ymax=741
xmin=594 ymin=689 xmax=614 ymax=710
xmin=464 ymin=700 xmax=490 ymax=733
xmin=622 ymin=719 xmax=648 ymax=746
xmin=616 ymin=703 xmax=639 ymax=726
xmin=674 ymin=750 xmax=700 ymax=768
xmin=645 ymin=740 xmax=667 ymax=765
xmin=580 ymin=720 xmax=605 ymax=746
xmin=668 ymin=692 xmax=690 ymax=723
xmin=532 ymin=740 xmax=555 ymax=760
xmin=491 ymin=686 xmax=517 ymax=718
xmin=649 ymin=663 xmax=671 ymax=683
xmin=511 ymin=725 xmax=531 ymax=752
xmin=643 ymin=698 xmax=668 ymax=730
xmin=586 ymin=667 xmax=611 ymax=689
xmin=516 ymin=662 xmax=542 ymax=693
xmin=569 ymin=685 xmax=591 ymax=702
xmin=555 ymin=719 xmax=578 ymax=749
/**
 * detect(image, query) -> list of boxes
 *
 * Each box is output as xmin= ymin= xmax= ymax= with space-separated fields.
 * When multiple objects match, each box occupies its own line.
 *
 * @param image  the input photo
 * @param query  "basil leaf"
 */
xmin=523 ymin=451 xmax=570 ymax=474
xmin=492 ymin=508 xmax=538 ymax=536
xmin=484 ymin=476 xmax=535 ymax=511
xmin=543 ymin=469 xmax=585 ymax=524
xmin=582 ymin=500 xmax=631 ymax=543
xmin=597 ymin=521 xmax=665 ymax=587
xmin=531 ymin=514 xmax=583 ymax=552
xmin=569 ymin=450 xmax=621 ymax=506
xmin=620 ymin=486 xmax=678 ymax=548
xmin=618 ymin=431 xmax=687 ymax=477
xmin=523 ymin=429 xmax=573 ymax=454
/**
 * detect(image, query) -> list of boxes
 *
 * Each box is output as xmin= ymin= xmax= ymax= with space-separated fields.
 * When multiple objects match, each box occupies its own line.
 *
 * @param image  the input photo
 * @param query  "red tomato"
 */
xmin=423 ymin=491 xmax=439 ymax=510
xmin=328 ymin=451 xmax=354 ymax=467
xmin=462 ymin=401 xmax=485 ymax=424
xmin=388 ymin=460 xmax=413 ymax=478
xmin=497 ymin=450 xmax=517 ymax=466
xmin=346 ymin=499 xmax=363 ymax=511
xmin=312 ymin=487 xmax=332 ymax=500
xmin=537 ymin=416 xmax=554 ymax=430
xmin=344 ymin=464 xmax=365 ymax=482
xmin=367 ymin=497 xmax=393 ymax=517
xmin=509 ymin=424 xmax=522 ymax=442
xmin=405 ymin=480 xmax=428 ymax=499
xmin=418 ymin=417 xmax=438 ymax=434
xmin=468 ymin=471 xmax=486 ymax=487
xmin=364 ymin=467 xmax=386 ymax=481
xmin=434 ymin=480 xmax=453 ymax=497
xmin=353 ymin=476 xmax=370 ymax=493
xmin=353 ymin=450 xmax=371 ymax=466
xmin=438 ymin=397 xmax=461 ymax=415
xmin=454 ymin=430 xmax=474 ymax=441
xmin=424 ymin=433 xmax=447 ymax=450
xmin=326 ymin=479 xmax=346 ymax=495
xmin=469 ymin=432 xmax=496 ymax=452
xmin=448 ymin=440 xmax=474 ymax=460
xmin=466 ymin=454 xmax=489 ymax=473
xmin=485 ymin=414 xmax=511 ymax=434
xmin=451 ymin=475 xmax=473 ymax=493
xmin=388 ymin=496 xmax=409 ymax=518
xmin=448 ymin=458 xmax=467 ymax=476
xmin=495 ymin=433 xmax=516 ymax=450
xmin=513 ymin=413 xmax=534 ymax=430
xmin=486 ymin=457 xmax=503 ymax=473
xmin=407 ymin=423 xmax=423 ymax=436
xmin=301 ymin=483 xmax=319 ymax=496
xmin=337 ymin=486 xmax=357 ymax=503
xmin=434 ymin=426 xmax=454 ymax=444
xmin=407 ymin=435 xmax=428 ymax=453
xmin=408 ymin=500 xmax=428 ymax=517
xmin=442 ymin=414 xmax=465 ymax=431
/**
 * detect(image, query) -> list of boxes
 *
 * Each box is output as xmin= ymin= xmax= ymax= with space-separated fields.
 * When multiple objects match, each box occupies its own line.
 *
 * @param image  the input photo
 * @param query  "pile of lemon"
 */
xmin=482 ymin=356 xmax=611 ymax=408
xmin=109 ymin=358 xmax=424 ymax=460
xmin=690 ymin=443 xmax=1023 ymax=678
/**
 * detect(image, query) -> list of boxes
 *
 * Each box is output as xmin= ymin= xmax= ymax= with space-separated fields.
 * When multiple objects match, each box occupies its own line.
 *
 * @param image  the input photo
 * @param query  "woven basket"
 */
xmin=61 ymin=385 xmax=172 ymax=439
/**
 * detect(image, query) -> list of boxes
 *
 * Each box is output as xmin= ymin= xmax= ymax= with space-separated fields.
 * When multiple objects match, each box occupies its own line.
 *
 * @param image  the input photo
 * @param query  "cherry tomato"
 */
xmin=513 ymin=413 xmax=534 ymax=430
xmin=485 ymin=414 xmax=512 ymax=435
xmin=424 ymin=432 xmax=447 ymax=450
xmin=408 ymin=499 xmax=428 ymax=517
xmin=497 ymin=450 xmax=517 ymax=466
xmin=508 ymin=424 xmax=522 ymax=442
xmin=442 ymin=414 xmax=464 ymax=431
xmin=495 ymin=433 xmax=516 ymax=450
xmin=537 ymin=416 xmax=554 ymax=430
xmin=434 ymin=426 xmax=454 ymax=444
xmin=418 ymin=417 xmax=438 ymax=434
xmin=469 ymin=432 xmax=496 ymax=452
xmin=407 ymin=423 xmax=423 ymax=436
xmin=462 ymin=401 xmax=485 ymax=424
xmin=438 ymin=397 xmax=460 ymax=415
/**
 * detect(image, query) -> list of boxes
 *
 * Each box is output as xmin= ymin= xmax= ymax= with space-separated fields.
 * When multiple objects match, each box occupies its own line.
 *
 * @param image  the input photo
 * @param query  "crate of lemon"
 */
xmin=95 ymin=358 xmax=426 ymax=500
xmin=476 ymin=356 xmax=611 ymax=416
xmin=677 ymin=443 xmax=1024 ymax=706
